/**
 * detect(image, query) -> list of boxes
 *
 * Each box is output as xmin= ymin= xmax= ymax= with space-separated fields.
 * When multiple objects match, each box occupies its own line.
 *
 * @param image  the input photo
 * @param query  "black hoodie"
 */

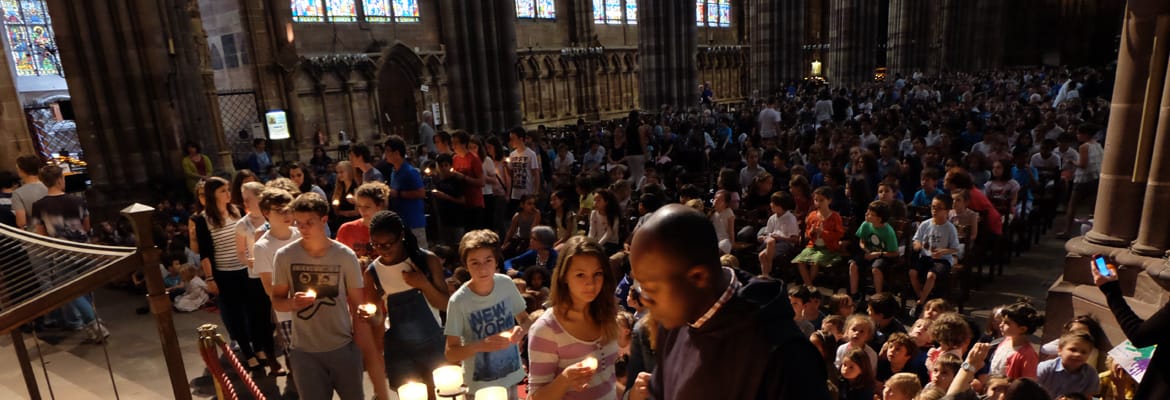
xmin=648 ymin=276 xmax=832 ymax=399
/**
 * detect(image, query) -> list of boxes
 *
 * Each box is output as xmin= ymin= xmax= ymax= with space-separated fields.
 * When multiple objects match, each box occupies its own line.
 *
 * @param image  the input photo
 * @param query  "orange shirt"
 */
xmin=804 ymin=209 xmax=844 ymax=252
xmin=335 ymin=219 xmax=371 ymax=259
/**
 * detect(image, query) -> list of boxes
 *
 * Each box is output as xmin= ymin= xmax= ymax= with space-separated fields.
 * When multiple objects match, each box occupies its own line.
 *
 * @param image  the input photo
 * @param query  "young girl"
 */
xmin=550 ymin=190 xmax=578 ymax=248
xmin=173 ymin=264 xmax=210 ymax=312
xmin=827 ymin=293 xmax=855 ymax=318
xmin=989 ymin=302 xmax=1045 ymax=380
xmin=527 ymin=236 xmax=620 ymax=400
xmin=504 ymin=194 xmax=541 ymax=258
xmin=331 ymin=160 xmax=360 ymax=232
xmin=711 ymin=190 xmax=735 ymax=255
xmin=985 ymin=159 xmax=1021 ymax=218
xmin=790 ymin=175 xmax=813 ymax=218
xmin=836 ymin=315 xmax=879 ymax=371
xmin=589 ymin=189 xmax=623 ymax=256
xmin=363 ymin=210 xmax=450 ymax=393
xmin=337 ymin=182 xmax=390 ymax=261
xmin=792 ymin=186 xmax=845 ymax=287
xmin=839 ymin=348 xmax=878 ymax=400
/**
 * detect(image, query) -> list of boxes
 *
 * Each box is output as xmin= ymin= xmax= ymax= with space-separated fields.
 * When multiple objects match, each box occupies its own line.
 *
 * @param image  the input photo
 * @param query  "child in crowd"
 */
xmin=588 ymin=189 xmax=623 ymax=256
xmin=911 ymin=168 xmax=942 ymax=208
xmin=336 ymin=182 xmax=390 ymax=261
xmin=926 ymin=313 xmax=972 ymax=380
xmin=251 ymin=187 xmax=299 ymax=383
xmin=790 ymin=175 xmax=813 ymax=217
xmin=922 ymin=298 xmax=956 ymax=321
xmin=444 ymin=230 xmax=532 ymax=397
xmin=526 ymin=236 xmax=620 ymax=400
xmin=173 ymin=264 xmax=210 ymax=312
xmin=788 ymin=286 xmax=818 ymax=337
xmin=910 ymin=194 xmax=960 ymax=311
xmin=549 ymin=190 xmax=578 ymax=248
xmin=877 ymin=181 xmax=908 ymax=222
xmin=504 ymin=195 xmax=541 ymax=257
xmin=827 ymin=293 xmax=856 ymax=318
xmin=836 ymin=315 xmax=879 ymax=371
xmin=432 ymin=153 xmax=469 ymax=243
xmin=848 ymin=201 xmax=900 ymax=297
xmin=792 ymin=186 xmax=845 ymax=287
xmin=882 ymin=372 xmax=923 ymax=400
xmin=949 ymin=189 xmax=980 ymax=255
xmin=1037 ymin=332 xmax=1100 ymax=399
xmin=811 ymin=315 xmax=846 ymax=367
xmin=989 ymin=302 xmax=1045 ymax=380
xmin=876 ymin=333 xmax=922 ymax=385
xmin=924 ymin=353 xmax=962 ymax=392
xmin=868 ymin=293 xmax=907 ymax=350
xmin=710 ymin=190 xmax=735 ymax=255
xmin=838 ymin=348 xmax=878 ymax=400
xmin=758 ymin=192 xmax=801 ymax=276
xmin=1097 ymin=356 xmax=1136 ymax=400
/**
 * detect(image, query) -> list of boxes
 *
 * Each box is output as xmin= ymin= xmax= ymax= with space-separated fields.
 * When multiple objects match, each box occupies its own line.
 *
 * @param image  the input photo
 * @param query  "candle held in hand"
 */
xmin=499 ymin=330 xmax=513 ymax=340
xmin=432 ymin=365 xmax=464 ymax=395
xmin=359 ymin=303 xmax=377 ymax=315
xmin=581 ymin=355 xmax=598 ymax=370
xmin=304 ymin=289 xmax=317 ymax=299
xmin=474 ymin=387 xmax=508 ymax=400
xmin=396 ymin=382 xmax=428 ymax=400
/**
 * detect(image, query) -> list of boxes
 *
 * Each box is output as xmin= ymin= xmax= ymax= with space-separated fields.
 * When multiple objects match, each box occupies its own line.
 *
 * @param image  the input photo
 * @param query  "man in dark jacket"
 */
xmin=627 ymin=204 xmax=830 ymax=400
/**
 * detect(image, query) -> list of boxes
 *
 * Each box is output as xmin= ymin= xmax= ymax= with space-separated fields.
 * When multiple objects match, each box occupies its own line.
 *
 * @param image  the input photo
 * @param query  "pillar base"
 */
xmin=1131 ymin=242 xmax=1167 ymax=257
xmin=1085 ymin=230 xmax=1133 ymax=248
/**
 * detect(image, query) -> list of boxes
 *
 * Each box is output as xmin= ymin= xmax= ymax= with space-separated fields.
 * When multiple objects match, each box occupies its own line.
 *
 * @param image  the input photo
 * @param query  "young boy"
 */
xmin=910 ymin=168 xmax=942 ymax=208
xmin=877 ymin=182 xmax=908 ymax=222
xmin=251 ymin=188 xmax=301 ymax=383
xmin=910 ymin=194 xmax=960 ymax=310
xmin=848 ymin=201 xmax=900 ymax=297
xmin=925 ymin=312 xmax=972 ymax=380
xmin=1037 ymin=332 xmax=1100 ymax=399
xmin=444 ymin=230 xmax=532 ymax=398
xmin=758 ymin=192 xmax=801 ymax=276
xmin=271 ymin=192 xmax=379 ymax=400
xmin=867 ymin=292 xmax=906 ymax=350
xmin=788 ymin=285 xmax=818 ymax=337
xmin=925 ymin=353 xmax=962 ymax=392
xmin=948 ymin=190 xmax=980 ymax=253
xmin=882 ymin=372 xmax=923 ymax=400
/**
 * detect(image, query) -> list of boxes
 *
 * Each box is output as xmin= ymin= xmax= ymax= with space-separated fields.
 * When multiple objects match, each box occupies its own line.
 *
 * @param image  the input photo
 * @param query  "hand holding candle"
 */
xmin=358 ymin=303 xmax=377 ymax=318
xmin=304 ymin=288 xmax=316 ymax=299
xmin=432 ymin=365 xmax=464 ymax=395
xmin=396 ymin=382 xmax=427 ymax=400
xmin=580 ymin=355 xmax=598 ymax=371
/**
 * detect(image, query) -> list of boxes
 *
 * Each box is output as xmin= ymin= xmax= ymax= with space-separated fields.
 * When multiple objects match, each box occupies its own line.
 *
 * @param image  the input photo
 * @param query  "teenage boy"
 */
xmin=910 ymin=195 xmax=961 ymax=313
xmin=350 ymin=143 xmax=384 ymax=184
xmin=271 ymin=192 xmax=384 ymax=400
xmin=507 ymin=127 xmax=541 ymax=212
xmin=384 ymin=135 xmax=429 ymax=249
xmin=444 ymin=229 xmax=532 ymax=398
xmin=848 ymin=201 xmax=900 ymax=297
xmin=251 ymin=187 xmax=300 ymax=392
xmin=867 ymin=292 xmax=907 ymax=350
xmin=12 ymin=154 xmax=47 ymax=230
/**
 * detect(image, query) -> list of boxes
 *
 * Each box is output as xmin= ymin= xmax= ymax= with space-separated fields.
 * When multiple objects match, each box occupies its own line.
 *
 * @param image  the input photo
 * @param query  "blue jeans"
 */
xmin=383 ymin=289 xmax=445 ymax=390
xmin=60 ymin=294 xmax=96 ymax=326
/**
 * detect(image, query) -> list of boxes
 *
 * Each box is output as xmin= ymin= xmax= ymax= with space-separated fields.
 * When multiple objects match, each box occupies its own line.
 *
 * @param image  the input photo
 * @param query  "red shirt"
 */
xmin=453 ymin=152 xmax=485 ymax=208
xmin=335 ymin=219 xmax=371 ymax=259
xmin=967 ymin=188 xmax=1003 ymax=235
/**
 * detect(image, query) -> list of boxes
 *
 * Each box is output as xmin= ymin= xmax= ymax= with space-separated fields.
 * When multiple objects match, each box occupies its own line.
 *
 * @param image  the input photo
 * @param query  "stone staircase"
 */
xmin=1044 ymin=249 xmax=1168 ymax=345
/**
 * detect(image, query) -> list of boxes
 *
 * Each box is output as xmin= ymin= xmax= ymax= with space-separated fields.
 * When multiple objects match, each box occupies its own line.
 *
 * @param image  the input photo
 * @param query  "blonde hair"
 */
xmin=846 ymin=314 xmax=875 ymax=337
xmin=685 ymin=198 xmax=705 ymax=213
xmin=179 ymin=264 xmax=199 ymax=282
xmin=886 ymin=372 xmax=922 ymax=398
xmin=355 ymin=181 xmax=391 ymax=206
xmin=241 ymin=181 xmax=265 ymax=197
xmin=720 ymin=254 xmax=740 ymax=269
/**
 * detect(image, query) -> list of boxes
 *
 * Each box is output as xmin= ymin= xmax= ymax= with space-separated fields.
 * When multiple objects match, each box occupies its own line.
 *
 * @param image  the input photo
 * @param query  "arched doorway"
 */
xmin=377 ymin=44 xmax=424 ymax=141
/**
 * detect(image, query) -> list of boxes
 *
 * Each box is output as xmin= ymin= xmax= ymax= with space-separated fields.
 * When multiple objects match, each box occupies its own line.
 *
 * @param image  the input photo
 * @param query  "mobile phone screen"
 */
xmin=1094 ymin=256 xmax=1112 ymax=277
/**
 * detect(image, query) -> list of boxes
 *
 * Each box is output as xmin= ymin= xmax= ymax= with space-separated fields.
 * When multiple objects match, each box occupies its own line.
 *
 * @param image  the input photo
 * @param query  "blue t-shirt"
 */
xmin=910 ymin=188 xmax=940 ymax=208
xmin=444 ymin=274 xmax=527 ymax=391
xmin=389 ymin=162 xmax=426 ymax=229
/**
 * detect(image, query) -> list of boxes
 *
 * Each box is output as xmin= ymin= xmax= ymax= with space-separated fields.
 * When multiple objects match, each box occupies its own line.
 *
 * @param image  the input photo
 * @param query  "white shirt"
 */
xmin=761 ymin=211 xmax=800 ymax=240
xmin=482 ymin=157 xmax=497 ymax=196
xmin=371 ymin=257 xmax=442 ymax=326
xmin=758 ymin=107 xmax=782 ymax=138
xmin=711 ymin=208 xmax=734 ymax=244
xmin=1030 ymin=152 xmax=1061 ymax=172
xmin=508 ymin=148 xmax=540 ymax=200
xmin=814 ymin=100 xmax=834 ymax=123
xmin=252 ymin=228 xmax=301 ymax=322
xmin=859 ymin=132 xmax=879 ymax=149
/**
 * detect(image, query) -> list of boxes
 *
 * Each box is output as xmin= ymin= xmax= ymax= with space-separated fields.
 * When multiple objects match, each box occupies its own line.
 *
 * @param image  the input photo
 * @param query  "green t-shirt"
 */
xmin=855 ymin=221 xmax=898 ymax=253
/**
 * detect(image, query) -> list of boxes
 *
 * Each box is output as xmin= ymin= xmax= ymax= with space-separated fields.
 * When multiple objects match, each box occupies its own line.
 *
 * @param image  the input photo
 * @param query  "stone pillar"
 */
xmin=637 ymin=0 xmax=697 ymax=111
xmin=827 ymin=0 xmax=885 ymax=85
xmin=886 ymin=0 xmax=930 ymax=76
xmin=45 ymin=0 xmax=221 ymax=208
xmin=750 ymin=0 xmax=805 ymax=95
xmin=439 ymin=0 xmax=522 ymax=134
xmin=1132 ymin=22 xmax=1170 ymax=256
xmin=0 ymin=53 xmax=34 ymax=171
xmin=1085 ymin=0 xmax=1170 ymax=247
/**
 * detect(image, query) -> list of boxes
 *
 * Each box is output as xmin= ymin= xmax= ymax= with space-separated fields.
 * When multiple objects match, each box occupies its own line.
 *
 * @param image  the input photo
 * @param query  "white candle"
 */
xmin=397 ymin=382 xmax=428 ymax=400
xmin=581 ymin=355 xmax=598 ymax=370
xmin=304 ymin=289 xmax=317 ymax=299
xmin=474 ymin=386 xmax=508 ymax=400
xmin=432 ymin=365 xmax=464 ymax=395
xmin=499 ymin=330 xmax=513 ymax=340
xmin=359 ymin=303 xmax=377 ymax=315
xmin=424 ymin=167 xmax=432 ymax=175
xmin=332 ymin=199 xmax=340 ymax=207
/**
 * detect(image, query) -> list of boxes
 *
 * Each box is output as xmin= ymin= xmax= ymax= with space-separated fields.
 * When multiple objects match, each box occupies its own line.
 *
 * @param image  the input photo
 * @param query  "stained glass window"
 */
xmin=718 ymin=0 xmax=730 ymax=27
xmin=517 ymin=0 xmax=554 ymax=19
xmin=363 ymin=0 xmax=392 ymax=22
xmin=2 ymin=0 xmax=60 ymax=76
xmin=326 ymin=0 xmax=356 ymax=22
xmin=696 ymin=0 xmax=704 ymax=25
xmin=604 ymin=0 xmax=621 ymax=24
xmin=625 ymin=0 xmax=636 ymax=24
xmin=593 ymin=0 xmax=604 ymax=23
xmin=392 ymin=0 xmax=419 ymax=22
xmin=696 ymin=0 xmax=730 ymax=27
xmin=594 ymin=0 xmax=632 ymax=24
xmin=291 ymin=0 xmax=325 ymax=22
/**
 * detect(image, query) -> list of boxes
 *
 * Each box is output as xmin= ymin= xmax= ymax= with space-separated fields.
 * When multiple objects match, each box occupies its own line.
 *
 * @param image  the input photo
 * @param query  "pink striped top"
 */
xmin=527 ymin=310 xmax=619 ymax=400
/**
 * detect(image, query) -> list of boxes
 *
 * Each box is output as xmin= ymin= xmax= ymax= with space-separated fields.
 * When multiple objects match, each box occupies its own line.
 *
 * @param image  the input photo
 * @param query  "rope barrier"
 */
xmin=197 ymin=323 xmax=266 ymax=400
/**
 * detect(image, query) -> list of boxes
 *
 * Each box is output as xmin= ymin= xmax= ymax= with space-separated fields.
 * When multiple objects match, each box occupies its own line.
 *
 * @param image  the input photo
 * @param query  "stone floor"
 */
xmin=0 ymin=231 xmax=1071 ymax=399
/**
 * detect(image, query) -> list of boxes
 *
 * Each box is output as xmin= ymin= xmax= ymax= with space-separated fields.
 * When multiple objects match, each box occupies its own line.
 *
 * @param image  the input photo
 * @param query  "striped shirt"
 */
xmin=211 ymin=215 xmax=245 ymax=272
xmin=527 ymin=311 xmax=619 ymax=400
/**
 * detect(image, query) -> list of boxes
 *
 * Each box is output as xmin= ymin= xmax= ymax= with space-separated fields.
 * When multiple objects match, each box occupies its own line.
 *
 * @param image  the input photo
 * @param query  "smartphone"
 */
xmin=1093 ymin=255 xmax=1112 ymax=277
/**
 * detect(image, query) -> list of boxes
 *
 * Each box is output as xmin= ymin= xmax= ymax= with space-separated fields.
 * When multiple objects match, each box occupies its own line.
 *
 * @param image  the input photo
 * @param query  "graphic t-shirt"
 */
xmin=855 ymin=221 xmax=898 ymax=254
xmin=508 ymin=148 xmax=540 ymax=200
xmin=30 ymin=193 xmax=88 ymax=242
xmin=444 ymin=273 xmax=527 ymax=391
xmin=273 ymin=239 xmax=364 ymax=352
xmin=253 ymin=228 xmax=301 ymax=322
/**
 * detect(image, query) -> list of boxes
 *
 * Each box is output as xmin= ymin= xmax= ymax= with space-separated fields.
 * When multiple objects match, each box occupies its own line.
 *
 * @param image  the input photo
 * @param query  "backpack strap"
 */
xmin=366 ymin=262 xmax=386 ymax=300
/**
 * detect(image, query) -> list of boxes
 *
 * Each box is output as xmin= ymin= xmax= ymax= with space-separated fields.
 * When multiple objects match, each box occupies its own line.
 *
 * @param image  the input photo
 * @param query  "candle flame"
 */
xmin=304 ymin=289 xmax=317 ymax=298
xmin=581 ymin=355 xmax=598 ymax=370
xmin=360 ymin=303 xmax=377 ymax=314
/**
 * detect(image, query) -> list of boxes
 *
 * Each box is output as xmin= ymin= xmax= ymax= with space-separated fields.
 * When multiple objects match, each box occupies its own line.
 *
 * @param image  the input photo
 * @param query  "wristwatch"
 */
xmin=960 ymin=361 xmax=977 ymax=373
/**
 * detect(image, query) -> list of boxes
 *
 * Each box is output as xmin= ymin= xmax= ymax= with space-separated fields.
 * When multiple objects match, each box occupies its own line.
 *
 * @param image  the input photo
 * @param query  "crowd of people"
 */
xmin=3 ymin=64 xmax=1169 ymax=400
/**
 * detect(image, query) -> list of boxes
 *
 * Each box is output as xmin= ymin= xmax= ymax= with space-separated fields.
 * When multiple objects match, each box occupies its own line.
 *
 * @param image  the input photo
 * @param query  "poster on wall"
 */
xmin=431 ymin=103 xmax=442 ymax=126
xmin=266 ymin=110 xmax=290 ymax=140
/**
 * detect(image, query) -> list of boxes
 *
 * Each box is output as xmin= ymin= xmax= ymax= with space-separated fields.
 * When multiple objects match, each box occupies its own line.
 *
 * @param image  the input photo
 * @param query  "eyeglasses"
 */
xmin=370 ymin=237 xmax=403 ymax=250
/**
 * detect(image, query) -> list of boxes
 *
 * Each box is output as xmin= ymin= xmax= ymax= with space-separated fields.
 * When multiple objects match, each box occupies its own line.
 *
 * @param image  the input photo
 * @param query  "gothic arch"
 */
xmin=376 ymin=43 xmax=425 ymax=139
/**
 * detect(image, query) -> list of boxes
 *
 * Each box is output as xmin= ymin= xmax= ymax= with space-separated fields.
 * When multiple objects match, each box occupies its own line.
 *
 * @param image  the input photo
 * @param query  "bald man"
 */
xmin=627 ymin=204 xmax=830 ymax=400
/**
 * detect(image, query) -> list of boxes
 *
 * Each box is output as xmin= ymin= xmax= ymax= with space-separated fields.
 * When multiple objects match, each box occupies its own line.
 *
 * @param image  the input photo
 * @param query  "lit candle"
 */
xmin=581 ymin=355 xmax=598 ymax=370
xmin=474 ymin=387 xmax=508 ymax=400
xmin=332 ymin=199 xmax=340 ymax=207
xmin=432 ymin=365 xmax=464 ymax=395
xmin=505 ymin=157 xmax=511 ymax=164
xmin=304 ymin=289 xmax=317 ymax=299
xmin=345 ymin=193 xmax=355 ymax=202
xmin=449 ymin=168 xmax=455 ymax=173
xmin=359 ymin=303 xmax=377 ymax=315
xmin=424 ymin=167 xmax=432 ymax=175
xmin=396 ymin=382 xmax=428 ymax=400
xmin=499 ymin=330 xmax=513 ymax=340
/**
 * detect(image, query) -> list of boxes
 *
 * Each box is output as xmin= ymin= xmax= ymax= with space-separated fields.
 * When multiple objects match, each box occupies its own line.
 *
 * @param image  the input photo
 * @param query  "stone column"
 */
xmin=1085 ymin=0 xmax=1170 ymax=247
xmin=637 ymin=0 xmax=697 ymax=111
xmin=0 ymin=54 xmax=34 ymax=171
xmin=45 ymin=0 xmax=221 ymax=208
xmin=886 ymin=0 xmax=930 ymax=76
xmin=827 ymin=0 xmax=885 ymax=85
xmin=750 ymin=0 xmax=805 ymax=95
xmin=439 ymin=0 xmax=522 ymax=134
xmin=1132 ymin=21 xmax=1170 ymax=256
